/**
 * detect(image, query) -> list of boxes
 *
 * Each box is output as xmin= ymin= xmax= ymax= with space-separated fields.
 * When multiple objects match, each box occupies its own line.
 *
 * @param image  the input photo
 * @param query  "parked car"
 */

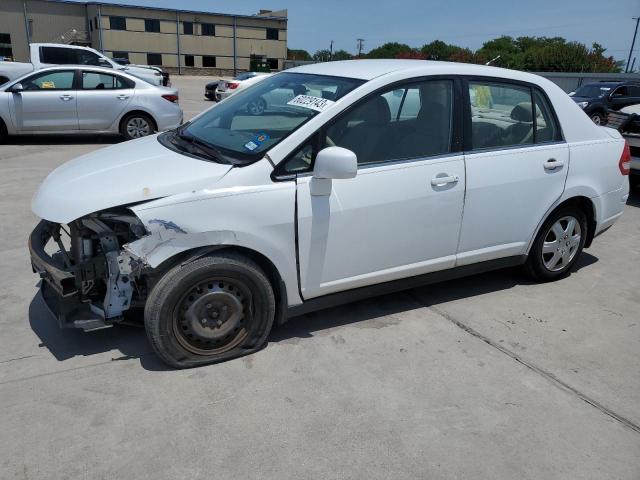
xmin=29 ymin=60 xmax=629 ymax=368
xmin=0 ymin=43 xmax=169 ymax=87
xmin=214 ymin=72 xmax=271 ymax=101
xmin=605 ymin=104 xmax=640 ymax=186
xmin=205 ymin=72 xmax=261 ymax=100
xmin=569 ymin=81 xmax=640 ymax=125
xmin=0 ymin=65 xmax=182 ymax=141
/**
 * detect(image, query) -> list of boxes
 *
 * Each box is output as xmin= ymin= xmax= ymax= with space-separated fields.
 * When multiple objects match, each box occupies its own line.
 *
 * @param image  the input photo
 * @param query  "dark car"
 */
xmin=570 ymin=81 xmax=640 ymax=125
xmin=205 ymin=71 xmax=260 ymax=100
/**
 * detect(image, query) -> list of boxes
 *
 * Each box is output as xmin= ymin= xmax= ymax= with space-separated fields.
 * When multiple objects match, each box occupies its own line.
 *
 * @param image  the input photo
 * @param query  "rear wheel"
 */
xmin=144 ymin=252 xmax=275 ymax=368
xmin=526 ymin=207 xmax=587 ymax=281
xmin=120 ymin=113 xmax=156 ymax=140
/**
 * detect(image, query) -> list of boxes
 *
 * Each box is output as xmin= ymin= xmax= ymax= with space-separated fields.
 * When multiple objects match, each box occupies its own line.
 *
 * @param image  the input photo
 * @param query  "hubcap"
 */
xmin=591 ymin=114 xmax=601 ymax=125
xmin=173 ymin=278 xmax=251 ymax=355
xmin=248 ymin=100 xmax=265 ymax=115
xmin=126 ymin=117 xmax=151 ymax=138
xmin=541 ymin=216 xmax=581 ymax=272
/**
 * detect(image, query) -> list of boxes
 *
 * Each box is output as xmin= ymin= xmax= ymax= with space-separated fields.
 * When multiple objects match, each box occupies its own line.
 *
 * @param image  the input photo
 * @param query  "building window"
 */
xmin=267 ymin=57 xmax=278 ymax=69
xmin=183 ymin=21 xmax=193 ymax=35
xmin=201 ymin=23 xmax=215 ymax=36
xmin=112 ymin=51 xmax=129 ymax=64
xmin=89 ymin=21 xmax=93 ymax=32
xmin=110 ymin=16 xmax=126 ymax=30
xmin=147 ymin=53 xmax=162 ymax=65
xmin=266 ymin=28 xmax=278 ymax=40
xmin=202 ymin=56 xmax=216 ymax=67
xmin=0 ymin=33 xmax=12 ymax=59
xmin=145 ymin=19 xmax=160 ymax=33
xmin=94 ymin=17 xmax=97 ymax=30
xmin=184 ymin=55 xmax=194 ymax=67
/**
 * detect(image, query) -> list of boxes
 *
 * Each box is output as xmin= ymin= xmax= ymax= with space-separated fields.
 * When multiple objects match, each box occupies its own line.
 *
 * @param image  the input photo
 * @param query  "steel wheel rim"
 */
xmin=541 ymin=215 xmax=581 ymax=272
xmin=126 ymin=117 xmax=151 ymax=138
xmin=173 ymin=277 xmax=251 ymax=355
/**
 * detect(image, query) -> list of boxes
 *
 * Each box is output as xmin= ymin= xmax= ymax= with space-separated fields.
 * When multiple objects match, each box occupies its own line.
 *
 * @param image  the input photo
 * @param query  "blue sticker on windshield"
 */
xmin=244 ymin=133 xmax=270 ymax=152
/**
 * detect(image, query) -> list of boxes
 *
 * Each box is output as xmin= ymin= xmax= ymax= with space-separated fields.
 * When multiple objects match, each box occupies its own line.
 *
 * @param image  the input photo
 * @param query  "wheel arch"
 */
xmin=144 ymin=244 xmax=291 ymax=325
xmin=527 ymin=195 xmax=597 ymax=254
xmin=118 ymin=109 xmax=158 ymax=132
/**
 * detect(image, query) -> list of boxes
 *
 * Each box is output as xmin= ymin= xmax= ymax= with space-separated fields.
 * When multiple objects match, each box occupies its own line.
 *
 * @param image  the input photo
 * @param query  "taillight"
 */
xmin=162 ymin=94 xmax=179 ymax=103
xmin=227 ymin=82 xmax=240 ymax=90
xmin=619 ymin=141 xmax=631 ymax=175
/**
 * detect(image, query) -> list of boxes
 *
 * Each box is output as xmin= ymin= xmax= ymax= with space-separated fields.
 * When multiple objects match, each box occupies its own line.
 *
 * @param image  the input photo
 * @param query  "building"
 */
xmin=0 ymin=0 xmax=287 ymax=74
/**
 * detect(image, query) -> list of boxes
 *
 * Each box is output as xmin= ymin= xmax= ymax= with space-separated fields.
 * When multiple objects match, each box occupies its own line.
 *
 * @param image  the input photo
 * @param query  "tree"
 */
xmin=332 ymin=49 xmax=353 ymax=60
xmin=287 ymin=49 xmax=311 ymax=61
xmin=312 ymin=49 xmax=332 ymax=62
xmin=420 ymin=40 xmax=464 ymax=61
xmin=366 ymin=42 xmax=413 ymax=59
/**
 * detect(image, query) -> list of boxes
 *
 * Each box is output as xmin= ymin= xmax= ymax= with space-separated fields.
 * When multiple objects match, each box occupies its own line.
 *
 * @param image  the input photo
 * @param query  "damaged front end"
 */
xmin=29 ymin=209 xmax=150 ymax=331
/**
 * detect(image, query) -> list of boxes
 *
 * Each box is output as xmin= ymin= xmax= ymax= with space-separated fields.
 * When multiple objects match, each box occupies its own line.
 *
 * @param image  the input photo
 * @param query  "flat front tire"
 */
xmin=144 ymin=252 xmax=276 ymax=368
xmin=526 ymin=206 xmax=587 ymax=281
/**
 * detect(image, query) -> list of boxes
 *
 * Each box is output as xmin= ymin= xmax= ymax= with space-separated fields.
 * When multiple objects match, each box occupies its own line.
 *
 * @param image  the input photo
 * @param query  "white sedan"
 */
xmin=214 ymin=72 xmax=271 ymax=102
xmin=0 ymin=65 xmax=182 ymax=141
xmin=29 ymin=60 xmax=629 ymax=368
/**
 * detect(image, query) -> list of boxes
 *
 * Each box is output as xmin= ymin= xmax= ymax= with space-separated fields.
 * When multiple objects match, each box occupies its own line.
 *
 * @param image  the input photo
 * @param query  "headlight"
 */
xmin=577 ymin=102 xmax=589 ymax=109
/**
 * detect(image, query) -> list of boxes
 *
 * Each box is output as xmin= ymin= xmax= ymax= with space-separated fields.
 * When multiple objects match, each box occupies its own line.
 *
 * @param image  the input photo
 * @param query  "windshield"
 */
xmin=180 ymin=72 xmax=364 ymax=163
xmin=573 ymin=84 xmax=613 ymax=98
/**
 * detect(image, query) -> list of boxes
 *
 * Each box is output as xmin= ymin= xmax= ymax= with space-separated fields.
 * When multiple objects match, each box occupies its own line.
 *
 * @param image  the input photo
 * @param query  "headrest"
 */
xmin=350 ymin=96 xmax=391 ymax=125
xmin=510 ymin=102 xmax=533 ymax=122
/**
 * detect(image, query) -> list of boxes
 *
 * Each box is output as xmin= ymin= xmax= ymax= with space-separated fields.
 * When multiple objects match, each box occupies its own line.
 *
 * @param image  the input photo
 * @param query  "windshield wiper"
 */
xmin=174 ymin=127 xmax=245 ymax=165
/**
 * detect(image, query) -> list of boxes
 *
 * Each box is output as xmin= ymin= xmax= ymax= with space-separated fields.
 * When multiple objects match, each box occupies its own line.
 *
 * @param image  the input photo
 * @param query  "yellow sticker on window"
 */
xmin=40 ymin=81 xmax=56 ymax=89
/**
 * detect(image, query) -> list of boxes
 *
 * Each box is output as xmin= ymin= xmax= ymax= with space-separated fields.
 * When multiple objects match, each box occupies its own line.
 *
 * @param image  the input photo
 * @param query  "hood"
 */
xmin=32 ymin=135 xmax=232 ymax=223
xmin=571 ymin=96 xmax=594 ymax=103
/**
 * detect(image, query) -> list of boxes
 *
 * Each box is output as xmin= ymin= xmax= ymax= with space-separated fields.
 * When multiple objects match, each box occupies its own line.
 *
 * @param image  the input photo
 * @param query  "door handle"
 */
xmin=431 ymin=175 xmax=459 ymax=186
xmin=544 ymin=158 xmax=564 ymax=170
xmin=116 ymin=95 xmax=129 ymax=100
xmin=59 ymin=94 xmax=73 ymax=101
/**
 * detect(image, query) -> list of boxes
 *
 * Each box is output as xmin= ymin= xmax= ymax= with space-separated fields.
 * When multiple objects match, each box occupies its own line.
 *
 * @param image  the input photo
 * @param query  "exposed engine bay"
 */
xmin=29 ymin=209 xmax=151 ymax=331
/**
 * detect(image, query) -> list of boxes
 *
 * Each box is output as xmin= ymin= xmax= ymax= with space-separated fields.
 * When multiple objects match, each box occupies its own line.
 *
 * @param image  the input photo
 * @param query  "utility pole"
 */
xmin=357 ymin=38 xmax=364 ymax=57
xmin=329 ymin=40 xmax=333 ymax=60
xmin=626 ymin=17 xmax=639 ymax=73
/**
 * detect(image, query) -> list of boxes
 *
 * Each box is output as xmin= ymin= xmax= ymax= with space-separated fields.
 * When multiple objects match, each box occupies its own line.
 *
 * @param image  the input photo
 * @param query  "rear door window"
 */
xmin=468 ymin=81 xmax=534 ymax=150
xmin=40 ymin=47 xmax=76 ymax=64
xmin=81 ymin=71 xmax=132 ymax=89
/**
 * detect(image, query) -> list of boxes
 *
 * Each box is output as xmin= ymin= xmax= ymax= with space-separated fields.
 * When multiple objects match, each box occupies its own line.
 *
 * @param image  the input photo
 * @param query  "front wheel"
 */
xmin=144 ymin=252 xmax=275 ymax=368
xmin=247 ymin=98 xmax=267 ymax=115
xmin=526 ymin=207 xmax=587 ymax=281
xmin=590 ymin=112 xmax=605 ymax=125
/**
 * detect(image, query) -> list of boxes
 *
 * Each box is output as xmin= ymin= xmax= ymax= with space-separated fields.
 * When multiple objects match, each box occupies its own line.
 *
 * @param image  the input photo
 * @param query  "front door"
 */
xmin=457 ymin=80 xmax=569 ymax=265
xmin=295 ymin=79 xmax=466 ymax=299
xmin=9 ymin=69 xmax=78 ymax=132
xmin=76 ymin=70 xmax=133 ymax=130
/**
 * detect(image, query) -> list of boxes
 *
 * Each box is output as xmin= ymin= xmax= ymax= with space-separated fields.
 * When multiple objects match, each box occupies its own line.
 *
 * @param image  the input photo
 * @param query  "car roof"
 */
xmin=11 ymin=65 xmax=141 ymax=84
xmin=286 ymin=59 xmax=550 ymax=84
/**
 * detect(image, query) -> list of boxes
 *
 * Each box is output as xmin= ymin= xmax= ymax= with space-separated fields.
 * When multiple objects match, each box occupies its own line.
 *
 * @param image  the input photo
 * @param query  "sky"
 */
xmin=69 ymin=0 xmax=640 ymax=63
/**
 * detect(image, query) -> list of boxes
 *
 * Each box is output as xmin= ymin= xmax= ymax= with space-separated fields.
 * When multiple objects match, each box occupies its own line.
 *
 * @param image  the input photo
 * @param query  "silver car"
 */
xmin=0 ymin=66 xmax=182 ymax=141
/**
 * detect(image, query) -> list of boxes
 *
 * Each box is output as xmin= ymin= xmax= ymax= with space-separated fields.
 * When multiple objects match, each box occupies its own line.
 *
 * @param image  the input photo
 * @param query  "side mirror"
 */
xmin=10 ymin=83 xmax=24 ymax=93
xmin=310 ymin=147 xmax=357 ymax=196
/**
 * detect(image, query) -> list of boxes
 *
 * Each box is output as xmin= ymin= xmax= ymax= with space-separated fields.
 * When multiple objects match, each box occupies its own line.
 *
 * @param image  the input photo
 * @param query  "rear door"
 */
xmin=8 ymin=69 xmax=78 ymax=131
xmin=457 ymin=79 xmax=569 ymax=265
xmin=609 ymin=85 xmax=640 ymax=110
xmin=76 ymin=70 xmax=134 ymax=130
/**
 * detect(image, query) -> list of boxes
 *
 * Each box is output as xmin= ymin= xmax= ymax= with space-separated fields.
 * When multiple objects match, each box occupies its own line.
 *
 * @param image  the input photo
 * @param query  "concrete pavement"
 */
xmin=0 ymin=75 xmax=638 ymax=480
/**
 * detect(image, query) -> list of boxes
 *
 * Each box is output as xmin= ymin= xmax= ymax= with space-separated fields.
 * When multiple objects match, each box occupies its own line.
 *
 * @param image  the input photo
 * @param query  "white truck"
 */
xmin=0 ymin=43 xmax=169 ymax=86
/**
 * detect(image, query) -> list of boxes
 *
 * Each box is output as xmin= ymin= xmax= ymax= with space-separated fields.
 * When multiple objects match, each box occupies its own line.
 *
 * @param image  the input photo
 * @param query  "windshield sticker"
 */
xmin=287 ymin=94 xmax=335 ymax=112
xmin=244 ymin=133 xmax=270 ymax=152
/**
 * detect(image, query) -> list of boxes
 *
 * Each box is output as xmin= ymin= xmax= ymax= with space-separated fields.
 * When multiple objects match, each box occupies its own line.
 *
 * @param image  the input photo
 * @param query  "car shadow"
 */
xmin=270 ymin=252 xmax=598 ymax=342
xmin=6 ymin=134 xmax=123 ymax=146
xmin=627 ymin=187 xmax=640 ymax=207
xmin=28 ymin=252 xmax=599 ymax=370
xmin=28 ymin=293 xmax=171 ymax=371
